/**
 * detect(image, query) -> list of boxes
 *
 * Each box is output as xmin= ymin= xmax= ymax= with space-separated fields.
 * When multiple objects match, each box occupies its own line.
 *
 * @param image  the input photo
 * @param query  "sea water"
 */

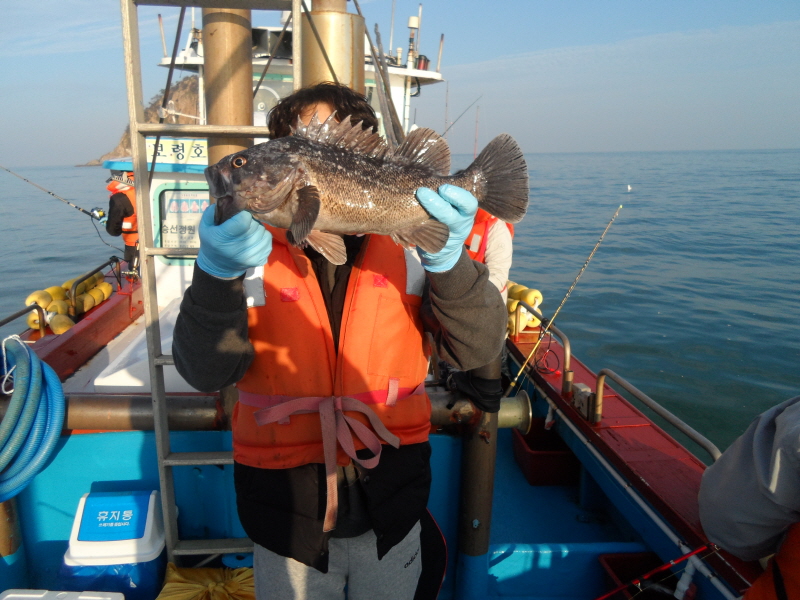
xmin=1 ymin=150 xmax=798 ymax=451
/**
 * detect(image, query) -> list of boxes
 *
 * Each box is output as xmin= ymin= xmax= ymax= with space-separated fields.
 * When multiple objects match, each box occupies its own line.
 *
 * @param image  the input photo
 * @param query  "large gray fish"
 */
xmin=205 ymin=113 xmax=529 ymax=264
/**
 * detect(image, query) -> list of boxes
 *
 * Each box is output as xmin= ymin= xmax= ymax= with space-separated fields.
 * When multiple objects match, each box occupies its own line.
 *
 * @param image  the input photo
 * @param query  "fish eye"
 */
xmin=231 ymin=156 xmax=247 ymax=168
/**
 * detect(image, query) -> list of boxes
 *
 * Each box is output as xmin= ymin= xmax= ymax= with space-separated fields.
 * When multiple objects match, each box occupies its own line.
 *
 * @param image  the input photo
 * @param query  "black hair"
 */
xmin=267 ymin=82 xmax=378 ymax=139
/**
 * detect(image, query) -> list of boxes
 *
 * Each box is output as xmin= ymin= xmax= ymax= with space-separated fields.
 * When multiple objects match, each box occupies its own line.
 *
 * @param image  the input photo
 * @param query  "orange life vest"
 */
xmin=234 ymin=227 xmax=432 ymax=471
xmin=465 ymin=209 xmax=514 ymax=264
xmin=119 ymin=187 xmax=138 ymax=247
xmin=743 ymin=523 xmax=800 ymax=600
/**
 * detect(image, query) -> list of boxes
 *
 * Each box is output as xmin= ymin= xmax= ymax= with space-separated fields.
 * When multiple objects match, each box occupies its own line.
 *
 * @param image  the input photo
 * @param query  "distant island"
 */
xmin=82 ymin=76 xmax=199 ymax=167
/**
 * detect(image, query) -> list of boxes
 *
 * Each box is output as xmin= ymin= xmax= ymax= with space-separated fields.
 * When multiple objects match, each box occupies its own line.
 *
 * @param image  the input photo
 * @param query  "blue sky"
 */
xmin=0 ymin=1 xmax=798 ymax=167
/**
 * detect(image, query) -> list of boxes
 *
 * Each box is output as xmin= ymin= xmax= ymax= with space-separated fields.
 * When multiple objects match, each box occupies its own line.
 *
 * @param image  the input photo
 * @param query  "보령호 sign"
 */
xmin=146 ymin=137 xmax=207 ymax=165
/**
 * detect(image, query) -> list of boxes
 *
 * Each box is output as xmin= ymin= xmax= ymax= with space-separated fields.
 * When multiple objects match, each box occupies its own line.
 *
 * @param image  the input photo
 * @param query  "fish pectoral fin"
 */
xmin=287 ymin=185 xmax=321 ymax=246
xmin=392 ymin=219 xmax=450 ymax=254
xmin=306 ymin=231 xmax=347 ymax=265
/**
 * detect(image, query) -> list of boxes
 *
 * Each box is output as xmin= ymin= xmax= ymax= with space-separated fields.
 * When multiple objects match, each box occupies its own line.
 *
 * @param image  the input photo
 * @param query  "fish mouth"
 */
xmin=204 ymin=164 xmax=231 ymax=200
xmin=205 ymin=164 xmax=243 ymax=224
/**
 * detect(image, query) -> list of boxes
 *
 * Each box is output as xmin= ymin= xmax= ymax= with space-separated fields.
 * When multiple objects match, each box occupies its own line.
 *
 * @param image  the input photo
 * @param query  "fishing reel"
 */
xmin=90 ymin=207 xmax=107 ymax=224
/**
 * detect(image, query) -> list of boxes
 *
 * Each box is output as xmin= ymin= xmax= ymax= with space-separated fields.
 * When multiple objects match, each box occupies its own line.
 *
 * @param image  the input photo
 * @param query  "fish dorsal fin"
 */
xmin=292 ymin=111 xmax=337 ymax=142
xmin=392 ymin=128 xmax=451 ymax=175
xmin=292 ymin=112 xmax=389 ymax=159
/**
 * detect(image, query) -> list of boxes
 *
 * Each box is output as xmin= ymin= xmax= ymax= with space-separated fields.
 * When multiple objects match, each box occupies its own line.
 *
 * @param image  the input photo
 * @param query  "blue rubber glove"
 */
xmin=98 ymin=216 xmax=108 ymax=226
xmin=196 ymin=206 xmax=272 ymax=278
xmin=415 ymin=184 xmax=478 ymax=272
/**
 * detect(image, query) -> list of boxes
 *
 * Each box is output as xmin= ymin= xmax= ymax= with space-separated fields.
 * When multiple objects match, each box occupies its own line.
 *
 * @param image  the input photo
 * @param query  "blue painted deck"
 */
xmin=7 ymin=422 xmax=648 ymax=598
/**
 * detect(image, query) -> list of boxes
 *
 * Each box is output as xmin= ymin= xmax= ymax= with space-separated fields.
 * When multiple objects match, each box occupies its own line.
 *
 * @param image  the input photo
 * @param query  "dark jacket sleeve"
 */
xmin=421 ymin=248 xmax=507 ymax=371
xmin=105 ymin=192 xmax=134 ymax=237
xmin=173 ymin=264 xmax=254 ymax=392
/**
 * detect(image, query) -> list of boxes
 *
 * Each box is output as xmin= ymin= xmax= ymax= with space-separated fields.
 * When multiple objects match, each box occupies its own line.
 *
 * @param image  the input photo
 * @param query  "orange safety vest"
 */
xmin=744 ymin=523 xmax=800 ymax=600
xmin=119 ymin=187 xmax=138 ymax=247
xmin=234 ymin=227 xmax=432 ymax=470
xmin=465 ymin=209 xmax=514 ymax=264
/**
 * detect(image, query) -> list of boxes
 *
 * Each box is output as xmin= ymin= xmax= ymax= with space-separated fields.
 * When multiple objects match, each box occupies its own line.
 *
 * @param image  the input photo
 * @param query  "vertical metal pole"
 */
xmin=292 ymin=0 xmax=303 ymax=90
xmin=456 ymin=410 xmax=498 ymax=599
xmin=202 ymin=8 xmax=254 ymax=166
xmin=120 ymin=0 xmax=178 ymax=564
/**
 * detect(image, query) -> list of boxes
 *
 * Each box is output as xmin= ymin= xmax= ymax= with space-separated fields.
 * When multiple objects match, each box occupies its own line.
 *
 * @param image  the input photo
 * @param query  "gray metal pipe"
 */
xmin=0 ymin=394 xmax=224 ymax=431
xmin=458 ymin=410 xmax=498 ymax=556
xmin=0 ymin=389 xmax=529 ymax=433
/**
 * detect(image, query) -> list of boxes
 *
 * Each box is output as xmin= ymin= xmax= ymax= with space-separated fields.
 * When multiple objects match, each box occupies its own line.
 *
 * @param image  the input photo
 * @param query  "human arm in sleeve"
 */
xmin=698 ymin=396 xmax=800 ymax=561
xmin=415 ymin=185 xmax=507 ymax=370
xmin=105 ymin=192 xmax=134 ymax=237
xmin=172 ymin=265 xmax=255 ymax=392
xmin=173 ymin=207 xmax=271 ymax=392
xmin=421 ymin=250 xmax=507 ymax=371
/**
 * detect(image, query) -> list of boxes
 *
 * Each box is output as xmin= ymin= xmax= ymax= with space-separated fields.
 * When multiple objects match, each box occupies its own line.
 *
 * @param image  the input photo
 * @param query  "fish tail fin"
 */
xmin=467 ymin=134 xmax=529 ymax=223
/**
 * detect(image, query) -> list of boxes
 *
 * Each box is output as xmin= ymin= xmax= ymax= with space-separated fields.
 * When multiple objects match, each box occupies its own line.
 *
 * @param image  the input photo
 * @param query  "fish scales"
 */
xmin=273 ymin=138 xmax=484 ymax=235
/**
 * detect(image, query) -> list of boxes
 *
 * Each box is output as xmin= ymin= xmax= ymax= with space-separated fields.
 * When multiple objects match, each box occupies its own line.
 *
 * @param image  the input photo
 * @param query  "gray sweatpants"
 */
xmin=253 ymin=521 xmax=422 ymax=600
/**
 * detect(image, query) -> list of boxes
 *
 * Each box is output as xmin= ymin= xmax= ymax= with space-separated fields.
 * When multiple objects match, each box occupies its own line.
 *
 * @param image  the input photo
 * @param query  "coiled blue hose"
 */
xmin=0 ymin=336 xmax=65 ymax=502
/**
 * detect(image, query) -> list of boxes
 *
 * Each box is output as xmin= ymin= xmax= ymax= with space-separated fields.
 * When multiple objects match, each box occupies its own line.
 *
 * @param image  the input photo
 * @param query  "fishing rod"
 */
xmin=505 ymin=204 xmax=623 ymax=397
xmin=442 ymin=95 xmax=482 ymax=136
xmin=592 ymin=543 xmax=713 ymax=600
xmin=0 ymin=164 xmax=99 ymax=219
xmin=0 ymin=164 xmax=124 ymax=254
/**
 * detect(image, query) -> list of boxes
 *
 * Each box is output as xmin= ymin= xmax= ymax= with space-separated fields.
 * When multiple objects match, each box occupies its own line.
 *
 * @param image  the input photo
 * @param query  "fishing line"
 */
xmin=605 ymin=545 xmax=719 ymax=600
xmin=505 ymin=204 xmax=623 ymax=397
xmin=90 ymin=220 xmax=125 ymax=254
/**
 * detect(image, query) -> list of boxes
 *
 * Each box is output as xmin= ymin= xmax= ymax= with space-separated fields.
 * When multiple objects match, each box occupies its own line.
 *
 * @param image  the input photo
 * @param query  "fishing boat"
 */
xmin=0 ymin=1 xmax=763 ymax=599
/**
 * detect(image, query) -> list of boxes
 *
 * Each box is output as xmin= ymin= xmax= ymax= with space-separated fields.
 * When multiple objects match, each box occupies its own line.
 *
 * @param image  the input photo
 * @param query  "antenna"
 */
xmin=388 ymin=0 xmax=396 ymax=56
xmin=473 ymin=105 xmax=480 ymax=159
xmin=158 ymin=14 xmax=168 ymax=57
xmin=417 ymin=4 xmax=423 ymax=55
xmin=444 ymin=82 xmax=449 ymax=138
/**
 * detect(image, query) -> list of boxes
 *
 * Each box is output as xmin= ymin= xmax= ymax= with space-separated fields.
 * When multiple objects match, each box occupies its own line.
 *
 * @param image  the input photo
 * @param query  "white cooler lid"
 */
xmin=64 ymin=491 xmax=165 ymax=566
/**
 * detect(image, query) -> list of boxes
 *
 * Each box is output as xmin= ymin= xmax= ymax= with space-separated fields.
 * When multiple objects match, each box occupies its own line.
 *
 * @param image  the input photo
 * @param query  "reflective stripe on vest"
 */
xmin=234 ymin=228 xmax=431 ymax=480
xmin=120 ymin=187 xmax=138 ymax=246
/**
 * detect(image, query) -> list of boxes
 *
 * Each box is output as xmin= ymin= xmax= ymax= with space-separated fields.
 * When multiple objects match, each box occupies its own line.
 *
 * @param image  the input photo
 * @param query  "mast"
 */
xmin=202 ymin=8 xmax=254 ymax=165
xmin=300 ymin=0 xmax=365 ymax=92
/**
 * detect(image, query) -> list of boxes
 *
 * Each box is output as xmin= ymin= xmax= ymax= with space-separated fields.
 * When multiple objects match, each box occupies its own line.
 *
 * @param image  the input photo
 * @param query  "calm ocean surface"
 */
xmin=1 ymin=150 xmax=798 ymax=451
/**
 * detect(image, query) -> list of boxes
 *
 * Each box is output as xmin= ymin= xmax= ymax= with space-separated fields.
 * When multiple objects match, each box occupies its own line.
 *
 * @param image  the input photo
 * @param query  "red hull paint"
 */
xmin=508 ymin=330 xmax=761 ymax=595
xmin=22 ymin=280 xmax=144 ymax=381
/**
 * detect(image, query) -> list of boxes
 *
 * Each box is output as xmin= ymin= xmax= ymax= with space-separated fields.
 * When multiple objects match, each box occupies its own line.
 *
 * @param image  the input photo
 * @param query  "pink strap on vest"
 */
xmin=252 ymin=394 xmax=402 ymax=532
xmin=237 ymin=381 xmax=425 ymax=410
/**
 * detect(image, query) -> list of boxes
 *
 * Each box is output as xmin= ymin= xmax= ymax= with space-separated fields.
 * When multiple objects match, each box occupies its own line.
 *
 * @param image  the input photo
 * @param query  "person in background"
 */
xmin=464 ymin=208 xmax=514 ymax=302
xmin=101 ymin=171 xmax=138 ymax=267
xmin=172 ymin=82 xmax=507 ymax=600
xmin=698 ymin=395 xmax=800 ymax=599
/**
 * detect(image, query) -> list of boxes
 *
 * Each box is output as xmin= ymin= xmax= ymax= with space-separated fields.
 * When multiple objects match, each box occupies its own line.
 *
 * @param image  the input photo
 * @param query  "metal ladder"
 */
xmin=119 ymin=0 xmax=301 ymax=564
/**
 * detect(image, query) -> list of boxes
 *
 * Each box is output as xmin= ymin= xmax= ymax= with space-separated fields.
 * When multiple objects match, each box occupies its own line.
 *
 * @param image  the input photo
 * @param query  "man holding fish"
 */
xmin=173 ymin=82 xmax=528 ymax=599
